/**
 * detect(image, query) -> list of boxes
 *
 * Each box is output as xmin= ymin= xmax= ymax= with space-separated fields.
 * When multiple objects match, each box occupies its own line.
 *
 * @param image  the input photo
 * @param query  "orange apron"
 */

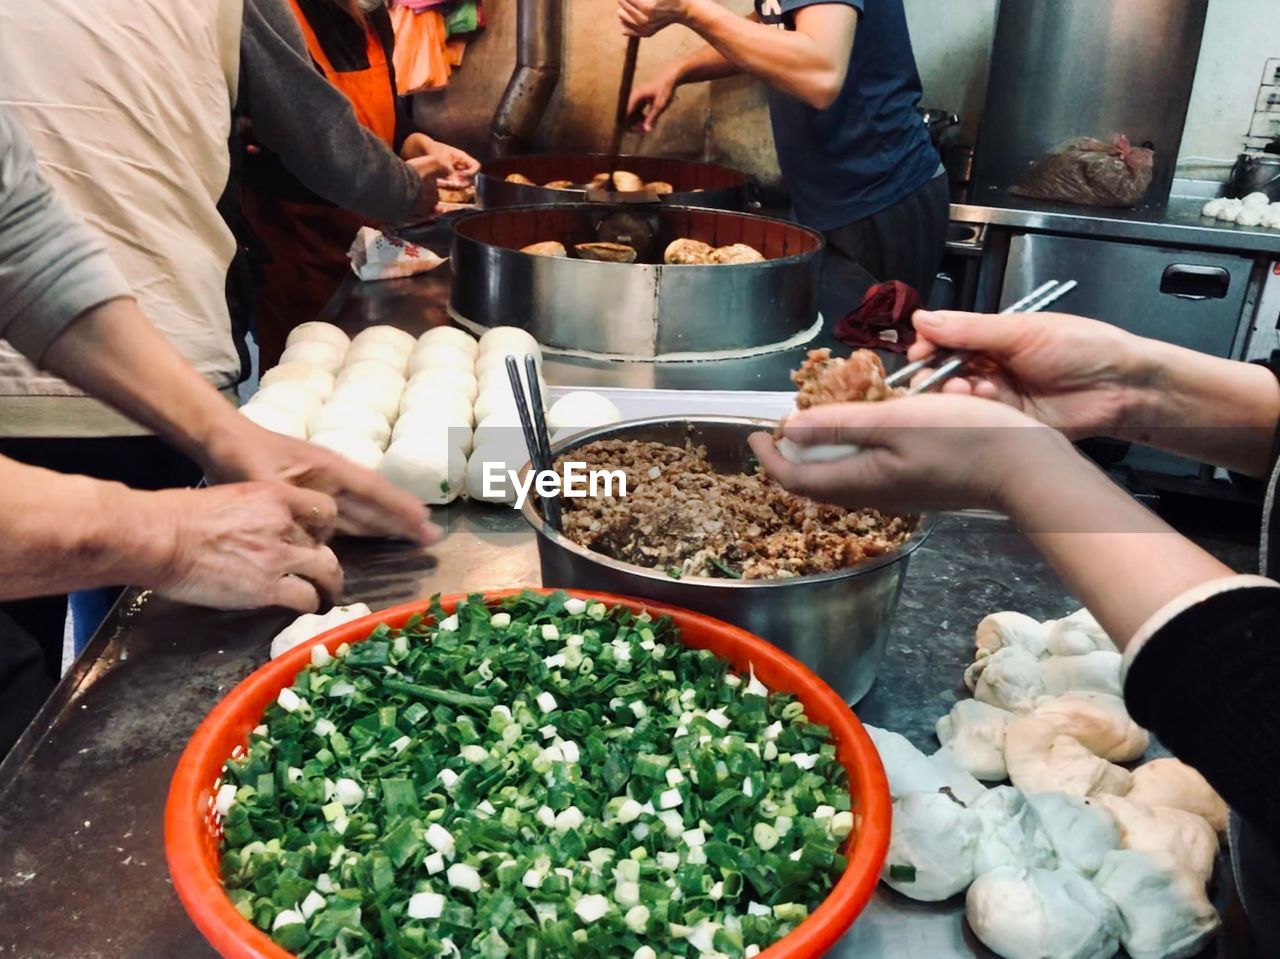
xmin=245 ymin=0 xmax=399 ymax=366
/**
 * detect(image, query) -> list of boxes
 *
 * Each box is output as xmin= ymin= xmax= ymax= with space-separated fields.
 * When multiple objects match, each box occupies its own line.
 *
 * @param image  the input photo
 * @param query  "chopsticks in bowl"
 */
xmin=505 ymin=354 xmax=561 ymax=530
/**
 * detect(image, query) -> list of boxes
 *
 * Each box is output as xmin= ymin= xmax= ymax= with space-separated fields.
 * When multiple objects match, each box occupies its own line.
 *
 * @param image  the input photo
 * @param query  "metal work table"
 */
xmin=0 ymin=245 xmax=1261 ymax=957
xmin=953 ymin=191 xmax=1280 ymax=258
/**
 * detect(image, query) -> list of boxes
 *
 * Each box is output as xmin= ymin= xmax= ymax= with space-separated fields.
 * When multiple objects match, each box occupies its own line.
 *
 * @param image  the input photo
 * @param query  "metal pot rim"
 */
xmin=518 ymin=414 xmax=935 ymax=590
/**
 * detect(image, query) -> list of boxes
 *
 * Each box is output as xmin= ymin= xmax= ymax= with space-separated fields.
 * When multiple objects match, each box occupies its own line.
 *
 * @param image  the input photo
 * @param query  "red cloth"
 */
xmin=832 ymin=280 xmax=920 ymax=354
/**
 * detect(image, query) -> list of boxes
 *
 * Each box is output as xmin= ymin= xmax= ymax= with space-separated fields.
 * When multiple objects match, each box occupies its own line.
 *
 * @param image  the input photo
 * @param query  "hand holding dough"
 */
xmin=1126 ymin=758 xmax=1229 ymax=834
xmin=1030 ymin=691 xmax=1149 ymax=762
xmin=882 ymin=790 xmax=981 ymax=901
xmin=1093 ymin=850 xmax=1220 ymax=959
xmin=965 ymin=865 xmax=1122 ymax=959
xmin=1004 ymin=717 xmax=1132 ymax=798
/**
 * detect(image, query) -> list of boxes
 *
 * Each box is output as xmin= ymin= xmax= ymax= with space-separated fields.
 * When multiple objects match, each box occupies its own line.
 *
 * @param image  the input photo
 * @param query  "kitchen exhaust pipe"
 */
xmin=490 ymin=0 xmax=563 ymax=158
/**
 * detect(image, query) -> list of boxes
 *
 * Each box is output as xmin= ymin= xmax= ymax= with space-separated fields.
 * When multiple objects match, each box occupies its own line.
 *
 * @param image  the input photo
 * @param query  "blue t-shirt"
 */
xmin=755 ymin=0 xmax=940 ymax=231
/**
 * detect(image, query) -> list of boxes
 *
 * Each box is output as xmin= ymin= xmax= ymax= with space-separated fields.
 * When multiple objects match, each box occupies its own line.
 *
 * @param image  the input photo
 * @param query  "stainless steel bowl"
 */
xmin=519 ymin=417 xmax=933 ymax=704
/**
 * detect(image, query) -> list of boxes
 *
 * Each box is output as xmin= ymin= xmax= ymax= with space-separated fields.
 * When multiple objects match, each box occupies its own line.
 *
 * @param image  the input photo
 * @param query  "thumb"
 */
xmin=781 ymin=403 xmax=896 ymax=449
xmin=912 ymin=310 xmax=1029 ymax=358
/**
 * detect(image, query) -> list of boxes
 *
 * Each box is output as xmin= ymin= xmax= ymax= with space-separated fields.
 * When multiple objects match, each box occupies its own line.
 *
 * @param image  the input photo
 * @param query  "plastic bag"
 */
xmin=1011 ymin=135 xmax=1154 ymax=208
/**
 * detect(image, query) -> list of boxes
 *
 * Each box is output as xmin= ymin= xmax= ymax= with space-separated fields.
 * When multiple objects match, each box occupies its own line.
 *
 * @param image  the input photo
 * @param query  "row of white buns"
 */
xmin=243 ymin=321 xmax=621 ymax=508
xmin=1200 ymin=191 xmax=1280 ymax=229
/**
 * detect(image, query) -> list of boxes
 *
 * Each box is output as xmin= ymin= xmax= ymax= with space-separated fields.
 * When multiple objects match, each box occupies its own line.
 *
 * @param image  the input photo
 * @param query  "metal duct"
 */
xmin=490 ymin=0 xmax=563 ymax=158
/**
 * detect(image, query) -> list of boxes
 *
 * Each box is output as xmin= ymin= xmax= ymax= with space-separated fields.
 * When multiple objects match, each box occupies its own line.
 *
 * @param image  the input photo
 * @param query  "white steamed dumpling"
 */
xmin=307 ymin=402 xmax=392 ymax=449
xmin=259 ymin=362 xmax=335 ymax=400
xmin=478 ymin=325 xmax=540 ymax=359
xmin=279 ymin=339 xmax=345 ymax=375
xmin=350 ymin=324 xmax=416 ymax=355
xmin=308 ymin=431 xmax=385 ymax=470
xmin=392 ymin=407 xmax=474 ymax=455
xmin=545 ymin=391 xmax=622 ymax=435
xmin=1243 ymin=191 xmax=1271 ymax=209
xmin=328 ymin=379 xmax=403 ymax=423
xmin=881 ymin=790 xmax=982 ymax=901
xmin=418 ymin=325 xmax=479 ymax=357
xmin=336 ymin=358 xmax=408 ymax=392
xmin=473 ymin=411 xmax=525 ymax=451
xmin=406 ymin=366 xmax=479 ymax=404
xmin=1236 ymin=206 xmax=1264 ymax=228
xmin=409 ymin=342 xmax=476 ymax=377
xmin=378 ymin=437 xmax=466 ymax=505
xmin=345 ymin=338 xmax=411 ymax=376
xmin=286 ymin=321 xmax=350 ymax=353
xmin=250 ymin=381 xmax=325 ymax=420
xmin=398 ymin=382 xmax=475 ymax=426
xmin=466 ymin=435 xmax=532 ymax=505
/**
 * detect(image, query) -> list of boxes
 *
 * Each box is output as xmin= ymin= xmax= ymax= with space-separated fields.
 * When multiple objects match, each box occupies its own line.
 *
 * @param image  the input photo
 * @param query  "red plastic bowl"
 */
xmin=166 ymin=590 xmax=890 ymax=959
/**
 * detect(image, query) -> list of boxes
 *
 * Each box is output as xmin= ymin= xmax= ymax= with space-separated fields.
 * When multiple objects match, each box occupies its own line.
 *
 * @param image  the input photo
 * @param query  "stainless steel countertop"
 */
xmin=953 ymin=191 xmax=1280 ymax=257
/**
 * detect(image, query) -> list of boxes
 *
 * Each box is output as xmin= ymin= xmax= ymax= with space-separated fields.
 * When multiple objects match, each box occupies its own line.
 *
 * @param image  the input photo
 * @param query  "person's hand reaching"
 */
xmin=628 ymin=67 xmax=681 ymax=133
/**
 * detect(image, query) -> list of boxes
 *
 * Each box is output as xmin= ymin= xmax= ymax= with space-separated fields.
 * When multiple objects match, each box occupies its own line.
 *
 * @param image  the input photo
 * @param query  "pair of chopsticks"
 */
xmin=884 ymin=279 xmax=1079 ymax=394
xmin=505 ymin=355 xmax=561 ymax=530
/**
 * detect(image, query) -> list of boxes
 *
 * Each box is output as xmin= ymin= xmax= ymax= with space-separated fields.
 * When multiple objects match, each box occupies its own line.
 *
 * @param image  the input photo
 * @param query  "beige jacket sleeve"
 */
xmin=0 ymin=106 xmax=131 ymax=364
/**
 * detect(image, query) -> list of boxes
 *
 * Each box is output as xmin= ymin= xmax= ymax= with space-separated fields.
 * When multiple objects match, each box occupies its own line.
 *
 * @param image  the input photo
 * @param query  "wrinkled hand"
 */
xmin=749 ymin=394 xmax=1075 ymax=515
xmin=629 ymin=69 xmax=680 ymax=133
xmin=203 ymin=420 xmax=437 ymax=544
xmin=142 ymin=482 xmax=342 ymax=613
xmin=618 ymin=0 xmax=690 ymax=37
xmin=908 ymin=310 xmax=1144 ymax=439
xmin=402 ymin=134 xmax=480 ymax=182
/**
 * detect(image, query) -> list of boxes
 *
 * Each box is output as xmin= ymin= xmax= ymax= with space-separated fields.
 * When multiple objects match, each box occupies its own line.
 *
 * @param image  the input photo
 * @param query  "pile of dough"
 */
xmin=1092 ymin=850 xmax=1220 ymax=959
xmin=1044 ymin=609 xmax=1117 ymax=656
xmin=864 ymin=725 xmax=986 ymax=804
xmin=1202 ymin=192 xmax=1280 ymax=231
xmin=970 ymin=787 xmax=1058 ymax=875
xmin=1092 ymin=796 xmax=1219 ymax=886
xmin=975 ymin=611 xmax=1050 ymax=660
xmin=1030 ymin=692 xmax=1149 ymax=762
xmin=971 ymin=647 xmax=1046 ymax=711
xmin=1126 ymin=758 xmax=1229 ymax=833
xmin=881 ymin=790 xmax=982 ymax=901
xmin=966 ymin=865 xmax=1122 ymax=959
xmin=1004 ymin=716 xmax=1131 ymax=798
xmin=269 ymin=603 xmax=372 ymax=660
xmin=1025 ymin=793 xmax=1120 ymax=877
xmin=935 ymin=699 xmax=1012 ymax=781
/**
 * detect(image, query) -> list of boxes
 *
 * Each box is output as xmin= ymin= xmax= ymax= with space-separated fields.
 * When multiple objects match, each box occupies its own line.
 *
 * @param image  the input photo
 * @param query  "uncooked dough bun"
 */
xmin=344 ymin=338 xmax=411 ymax=376
xmin=336 ymin=358 xmax=408 ymax=392
xmin=474 ymin=378 xmax=548 ymax=424
xmin=378 ymin=437 xmax=466 ymax=505
xmin=545 ymin=391 xmax=622 ymax=434
xmin=308 ymin=431 xmax=385 ymax=470
xmin=965 ymin=865 xmax=1122 ymax=959
xmin=307 ymin=402 xmax=392 ymax=449
xmin=476 ymin=347 xmax=542 ymax=381
xmin=328 ymin=379 xmax=404 ymax=423
xmin=240 ymin=403 xmax=308 ymax=439
xmin=408 ymin=342 xmax=476 ymax=377
xmin=286 ymin=321 xmax=350 ymax=353
xmin=1243 ymin=191 xmax=1271 ymax=209
xmin=350 ymin=324 xmax=416 ymax=355
xmin=398 ymin=382 xmax=475 ymax=426
xmin=466 ymin=435 xmax=533 ymax=504
xmin=250 ymin=381 xmax=325 ymax=420
xmin=477 ymin=366 xmax=548 ymax=399
xmin=478 ymin=325 xmax=539 ymax=359
xmin=392 ymin=407 xmax=474 ymax=455
xmin=473 ymin=410 xmax=524 ymax=450
xmin=279 ymin=339 xmax=345 ymax=375
xmin=406 ymin=367 xmax=479 ymax=404
xmin=418 ymin=326 xmax=479 ymax=358
xmin=259 ymin=362 xmax=335 ymax=400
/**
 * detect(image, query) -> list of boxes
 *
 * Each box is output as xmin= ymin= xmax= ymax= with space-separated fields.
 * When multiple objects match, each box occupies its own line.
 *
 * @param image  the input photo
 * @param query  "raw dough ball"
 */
xmin=344 ymin=338 xmax=411 ymax=376
xmin=975 ymin=611 xmax=1049 ymax=660
xmin=307 ymin=402 xmax=392 ymax=449
xmin=336 ymin=358 xmax=408 ymax=392
xmin=881 ymin=790 xmax=982 ymax=901
xmin=286 ymin=321 xmax=350 ymax=353
xmin=1030 ymin=691 xmax=1149 ymax=762
xmin=965 ymin=865 xmax=1122 ymax=959
xmin=1127 ymin=758 xmax=1229 ymax=834
xmin=1041 ymin=651 xmax=1123 ymax=697
xmin=350 ymin=324 xmax=416 ymax=355
xmin=1004 ymin=716 xmax=1132 ymax=798
xmin=308 ymin=431 xmax=385 ymax=470
xmin=240 ymin=403 xmax=307 ymax=439
xmin=474 ymin=377 xmax=548 ymax=425
xmin=1216 ymin=199 xmax=1244 ymax=223
xmin=408 ymin=342 xmax=476 ymax=377
xmin=378 ymin=437 xmax=466 ymax=505
xmin=477 ymin=365 xmax=548 ymax=399
xmin=970 ymin=786 xmax=1058 ymax=875
xmin=473 ymin=410 xmax=525 ymax=450
xmin=392 ymin=407 xmax=474 ymax=455
xmin=259 ymin=362 xmax=335 ymax=400
xmin=864 ymin=725 xmax=986 ymax=804
xmin=973 ymin=647 xmax=1046 ymax=711
xmin=328 ymin=380 xmax=404 ymax=423
xmin=1092 ymin=850 xmax=1220 ymax=959
xmin=406 ymin=367 xmax=479 ymax=404
xmin=250 ymin=381 xmax=326 ymax=420
xmin=476 ymin=347 xmax=543 ymax=383
xmin=1044 ymin=608 xmax=1117 ymax=656
xmin=398 ymin=382 xmax=475 ymax=426
xmin=1201 ymin=198 xmax=1226 ymax=219
xmin=1093 ymin=796 xmax=1219 ymax=886
xmin=1236 ymin=206 xmax=1264 ymax=228
xmin=546 ymin=392 xmax=622 ymax=435
xmin=269 ymin=603 xmax=372 ymax=660
xmin=418 ymin=326 xmax=479 ymax=358
xmin=1263 ymin=204 xmax=1280 ymax=230
xmin=664 ymin=238 xmax=716 ymax=265
xmin=1243 ymin=190 xmax=1271 ymax=209
xmin=935 ymin=699 xmax=1012 ymax=781
xmin=279 ymin=339 xmax=345 ymax=375
xmin=1026 ymin=793 xmax=1121 ymax=877
xmin=466 ymin=435 xmax=533 ymax=505
xmin=478 ymin=325 xmax=540 ymax=359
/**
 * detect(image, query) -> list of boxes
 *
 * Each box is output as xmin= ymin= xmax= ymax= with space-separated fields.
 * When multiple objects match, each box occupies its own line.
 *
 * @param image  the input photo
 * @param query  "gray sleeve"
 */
xmin=240 ymin=0 xmax=423 ymax=222
xmin=0 ymin=108 xmax=131 ymax=364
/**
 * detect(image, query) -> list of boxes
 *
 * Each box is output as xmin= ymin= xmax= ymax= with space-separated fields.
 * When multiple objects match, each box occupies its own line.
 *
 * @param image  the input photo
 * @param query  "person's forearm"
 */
xmin=0 ymin=458 xmax=169 ymax=599
xmin=998 ymin=437 xmax=1235 ymax=645
xmin=40 ymin=298 xmax=245 ymax=473
xmin=669 ymin=42 xmax=741 ymax=86
xmin=1115 ymin=337 xmax=1280 ymax=478
xmin=680 ymin=0 xmax=850 ymax=108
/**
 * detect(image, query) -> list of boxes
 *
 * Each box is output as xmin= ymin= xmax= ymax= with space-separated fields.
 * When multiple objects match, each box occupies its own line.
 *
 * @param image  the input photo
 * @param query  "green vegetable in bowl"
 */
xmin=217 ymin=591 xmax=852 ymax=959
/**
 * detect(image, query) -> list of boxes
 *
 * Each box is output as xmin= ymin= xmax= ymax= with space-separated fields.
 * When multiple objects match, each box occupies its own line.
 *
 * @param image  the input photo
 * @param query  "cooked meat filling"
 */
xmin=555 ymin=439 xmax=915 ymax=580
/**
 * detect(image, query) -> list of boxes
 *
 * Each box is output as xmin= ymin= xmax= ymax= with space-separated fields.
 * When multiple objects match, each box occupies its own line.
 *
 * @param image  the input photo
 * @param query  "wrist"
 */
xmin=73 ymin=479 xmax=179 ymax=590
xmin=681 ymin=0 xmax=723 ymax=33
xmin=987 ymin=426 xmax=1083 ymax=517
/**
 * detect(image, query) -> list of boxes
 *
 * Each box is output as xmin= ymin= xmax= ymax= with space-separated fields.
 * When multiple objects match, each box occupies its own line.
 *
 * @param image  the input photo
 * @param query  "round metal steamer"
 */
xmin=451 ymin=205 xmax=824 ymax=356
xmin=476 ymin=153 xmax=749 ymax=211
xmin=521 ymin=417 xmax=934 ymax=704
